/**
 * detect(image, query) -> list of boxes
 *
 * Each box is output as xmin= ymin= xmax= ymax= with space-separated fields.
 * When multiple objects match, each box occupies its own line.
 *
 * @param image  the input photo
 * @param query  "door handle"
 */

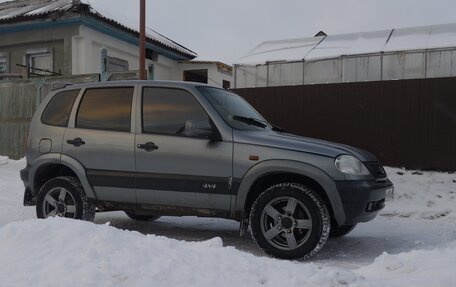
xmin=137 ymin=142 xmax=159 ymax=152
xmin=66 ymin=137 xmax=85 ymax=147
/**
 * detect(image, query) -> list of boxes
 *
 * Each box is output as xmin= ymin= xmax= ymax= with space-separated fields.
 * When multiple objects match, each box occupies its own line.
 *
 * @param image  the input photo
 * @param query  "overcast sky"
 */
xmin=90 ymin=0 xmax=456 ymax=64
xmin=8 ymin=0 xmax=456 ymax=64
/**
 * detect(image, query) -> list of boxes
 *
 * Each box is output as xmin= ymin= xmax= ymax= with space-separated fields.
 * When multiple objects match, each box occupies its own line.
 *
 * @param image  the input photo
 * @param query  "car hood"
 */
xmin=233 ymin=130 xmax=378 ymax=161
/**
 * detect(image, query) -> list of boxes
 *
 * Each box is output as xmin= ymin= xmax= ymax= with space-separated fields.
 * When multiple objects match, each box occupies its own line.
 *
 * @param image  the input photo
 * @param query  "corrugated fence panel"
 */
xmin=234 ymin=77 xmax=456 ymax=170
xmin=0 ymin=74 xmax=100 ymax=159
xmin=0 ymin=80 xmax=37 ymax=159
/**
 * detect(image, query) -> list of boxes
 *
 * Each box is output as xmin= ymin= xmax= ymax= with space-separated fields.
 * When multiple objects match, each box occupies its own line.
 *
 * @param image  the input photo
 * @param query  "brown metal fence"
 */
xmin=234 ymin=77 xmax=456 ymax=170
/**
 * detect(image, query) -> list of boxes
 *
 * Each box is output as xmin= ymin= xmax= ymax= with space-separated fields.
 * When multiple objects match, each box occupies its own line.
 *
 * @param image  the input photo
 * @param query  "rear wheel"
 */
xmin=250 ymin=182 xmax=330 ymax=260
xmin=330 ymin=224 xmax=357 ymax=237
xmin=36 ymin=176 xmax=95 ymax=221
xmin=125 ymin=211 xmax=161 ymax=222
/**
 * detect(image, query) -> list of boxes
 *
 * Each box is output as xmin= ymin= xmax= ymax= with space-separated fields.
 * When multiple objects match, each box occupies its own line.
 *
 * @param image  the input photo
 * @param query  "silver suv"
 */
xmin=20 ymin=80 xmax=393 ymax=260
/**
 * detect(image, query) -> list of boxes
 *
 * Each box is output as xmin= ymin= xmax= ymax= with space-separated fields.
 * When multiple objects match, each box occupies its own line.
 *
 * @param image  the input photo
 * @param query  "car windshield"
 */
xmin=197 ymin=86 xmax=272 ymax=131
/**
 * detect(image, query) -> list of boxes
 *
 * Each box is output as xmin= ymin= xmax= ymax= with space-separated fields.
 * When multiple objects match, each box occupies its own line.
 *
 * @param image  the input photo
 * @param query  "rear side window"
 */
xmin=41 ymin=89 xmax=79 ymax=127
xmin=142 ymin=87 xmax=209 ymax=135
xmin=76 ymin=87 xmax=133 ymax=132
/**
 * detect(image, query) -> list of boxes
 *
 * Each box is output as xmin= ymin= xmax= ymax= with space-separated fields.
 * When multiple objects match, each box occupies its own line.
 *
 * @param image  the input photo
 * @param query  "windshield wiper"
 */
xmin=271 ymin=124 xmax=288 ymax=133
xmin=232 ymin=115 xmax=267 ymax=128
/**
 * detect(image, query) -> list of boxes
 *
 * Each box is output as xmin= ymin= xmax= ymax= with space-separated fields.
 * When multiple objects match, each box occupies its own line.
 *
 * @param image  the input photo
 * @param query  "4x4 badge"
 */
xmin=202 ymin=183 xmax=217 ymax=189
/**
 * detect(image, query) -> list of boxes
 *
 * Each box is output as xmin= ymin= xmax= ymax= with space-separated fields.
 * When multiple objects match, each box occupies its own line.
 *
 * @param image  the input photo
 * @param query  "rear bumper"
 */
xmin=20 ymin=164 xmax=30 ymax=187
xmin=336 ymin=179 xmax=393 ymax=225
xmin=20 ymin=165 xmax=36 ymax=206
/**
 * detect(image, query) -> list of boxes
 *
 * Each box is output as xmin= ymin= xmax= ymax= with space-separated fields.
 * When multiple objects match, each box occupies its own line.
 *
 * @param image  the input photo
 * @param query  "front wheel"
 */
xmin=36 ymin=176 xmax=95 ymax=221
xmin=250 ymin=183 xmax=330 ymax=260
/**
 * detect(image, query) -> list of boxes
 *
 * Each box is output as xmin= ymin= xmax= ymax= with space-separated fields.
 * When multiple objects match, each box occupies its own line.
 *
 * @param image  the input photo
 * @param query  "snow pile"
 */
xmin=0 ymin=218 xmax=455 ymax=287
xmin=383 ymin=167 xmax=456 ymax=219
xmin=0 ymin=218 xmax=365 ymax=287
xmin=357 ymin=245 xmax=456 ymax=287
xmin=0 ymin=157 xmax=34 ymax=225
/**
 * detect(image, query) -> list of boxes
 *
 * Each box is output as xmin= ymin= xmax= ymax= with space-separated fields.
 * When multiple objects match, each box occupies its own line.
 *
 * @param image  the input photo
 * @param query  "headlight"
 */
xmin=335 ymin=155 xmax=370 ymax=175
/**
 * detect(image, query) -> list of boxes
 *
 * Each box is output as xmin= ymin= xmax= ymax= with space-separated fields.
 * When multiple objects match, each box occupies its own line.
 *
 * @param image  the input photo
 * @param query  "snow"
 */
xmin=237 ymin=36 xmax=324 ymax=65
xmin=236 ymin=22 xmax=456 ymax=65
xmin=0 ymin=156 xmax=455 ymax=286
xmin=383 ymin=23 xmax=456 ymax=52
xmin=305 ymin=30 xmax=391 ymax=61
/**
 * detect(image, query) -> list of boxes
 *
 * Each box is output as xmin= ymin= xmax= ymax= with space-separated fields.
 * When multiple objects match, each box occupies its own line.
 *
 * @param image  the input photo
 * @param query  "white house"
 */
xmin=0 ymin=0 xmax=232 ymax=88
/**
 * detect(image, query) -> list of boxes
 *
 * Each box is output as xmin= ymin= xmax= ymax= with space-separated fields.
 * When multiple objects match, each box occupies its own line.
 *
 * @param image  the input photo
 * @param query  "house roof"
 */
xmin=0 ymin=0 xmax=197 ymax=59
xmin=236 ymin=22 xmax=456 ymax=65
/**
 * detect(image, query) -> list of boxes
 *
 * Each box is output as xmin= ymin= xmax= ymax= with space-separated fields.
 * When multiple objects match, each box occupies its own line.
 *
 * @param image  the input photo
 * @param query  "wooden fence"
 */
xmin=0 ymin=71 xmax=142 ymax=159
xmin=235 ymin=77 xmax=456 ymax=170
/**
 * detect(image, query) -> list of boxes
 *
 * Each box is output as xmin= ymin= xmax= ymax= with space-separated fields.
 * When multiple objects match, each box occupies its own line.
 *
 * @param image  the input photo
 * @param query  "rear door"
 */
xmin=134 ymin=86 xmax=233 ymax=213
xmin=63 ymin=86 xmax=136 ymax=203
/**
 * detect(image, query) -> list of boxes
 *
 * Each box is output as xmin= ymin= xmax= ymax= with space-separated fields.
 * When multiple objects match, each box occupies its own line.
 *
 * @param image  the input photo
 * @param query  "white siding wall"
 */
xmin=174 ymin=63 xmax=233 ymax=88
xmin=72 ymin=26 xmax=177 ymax=79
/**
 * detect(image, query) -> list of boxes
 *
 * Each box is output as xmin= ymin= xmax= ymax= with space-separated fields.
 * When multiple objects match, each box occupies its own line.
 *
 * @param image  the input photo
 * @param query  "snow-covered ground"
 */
xmin=0 ymin=156 xmax=455 ymax=286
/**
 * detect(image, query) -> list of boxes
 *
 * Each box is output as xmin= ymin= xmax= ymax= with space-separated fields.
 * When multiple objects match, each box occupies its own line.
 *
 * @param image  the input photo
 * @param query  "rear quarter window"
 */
xmin=41 ymin=89 xmax=80 ymax=127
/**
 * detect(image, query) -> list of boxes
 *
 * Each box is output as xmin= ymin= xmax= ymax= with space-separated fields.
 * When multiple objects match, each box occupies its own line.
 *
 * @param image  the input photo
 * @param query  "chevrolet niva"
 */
xmin=21 ymin=81 xmax=393 ymax=260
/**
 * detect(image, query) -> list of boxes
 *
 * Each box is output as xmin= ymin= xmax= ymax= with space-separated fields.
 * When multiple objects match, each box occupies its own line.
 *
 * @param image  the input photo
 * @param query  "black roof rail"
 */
xmin=51 ymin=82 xmax=75 ymax=91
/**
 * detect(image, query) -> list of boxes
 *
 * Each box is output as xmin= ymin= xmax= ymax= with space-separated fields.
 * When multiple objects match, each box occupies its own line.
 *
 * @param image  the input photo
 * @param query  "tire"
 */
xmin=36 ymin=176 xmax=95 ymax=222
xmin=249 ymin=182 xmax=330 ymax=260
xmin=125 ymin=211 xmax=161 ymax=222
xmin=330 ymin=224 xmax=357 ymax=238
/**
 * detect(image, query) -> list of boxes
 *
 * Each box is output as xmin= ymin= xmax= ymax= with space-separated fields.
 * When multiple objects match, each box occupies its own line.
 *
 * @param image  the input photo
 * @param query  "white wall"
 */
xmin=71 ymin=26 xmax=233 ymax=85
xmin=72 ymin=25 xmax=177 ymax=79
xmin=174 ymin=63 xmax=233 ymax=88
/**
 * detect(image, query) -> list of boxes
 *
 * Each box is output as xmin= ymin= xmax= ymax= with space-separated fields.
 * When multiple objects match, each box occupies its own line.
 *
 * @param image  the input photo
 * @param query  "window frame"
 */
xmin=0 ymin=52 xmax=9 ymax=74
xmin=75 ymin=86 xmax=134 ymax=133
xmin=140 ymin=86 xmax=214 ymax=139
xmin=25 ymin=48 xmax=53 ymax=75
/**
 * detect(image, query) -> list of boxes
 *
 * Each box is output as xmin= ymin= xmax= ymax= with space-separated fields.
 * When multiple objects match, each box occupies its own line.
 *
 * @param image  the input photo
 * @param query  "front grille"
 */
xmin=364 ymin=161 xmax=387 ymax=179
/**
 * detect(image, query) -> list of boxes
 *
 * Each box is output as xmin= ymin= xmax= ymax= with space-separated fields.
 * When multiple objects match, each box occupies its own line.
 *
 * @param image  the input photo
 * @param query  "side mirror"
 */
xmin=183 ymin=120 xmax=215 ymax=139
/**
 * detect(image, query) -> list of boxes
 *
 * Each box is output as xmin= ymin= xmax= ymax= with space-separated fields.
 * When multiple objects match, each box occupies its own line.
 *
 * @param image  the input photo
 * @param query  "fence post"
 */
xmin=33 ymin=78 xmax=46 ymax=109
xmin=100 ymin=47 xmax=108 ymax=82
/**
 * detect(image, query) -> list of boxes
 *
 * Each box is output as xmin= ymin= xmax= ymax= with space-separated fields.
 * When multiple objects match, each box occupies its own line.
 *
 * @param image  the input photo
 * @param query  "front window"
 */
xmin=197 ymin=86 xmax=271 ymax=131
xmin=142 ymin=87 xmax=209 ymax=136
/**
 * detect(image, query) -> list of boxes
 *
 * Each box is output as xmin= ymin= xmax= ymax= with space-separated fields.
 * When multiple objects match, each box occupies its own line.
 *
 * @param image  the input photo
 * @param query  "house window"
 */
xmin=106 ymin=56 xmax=129 ymax=72
xmin=223 ymin=80 xmax=230 ymax=89
xmin=0 ymin=53 xmax=8 ymax=74
xmin=183 ymin=69 xmax=208 ymax=84
xmin=26 ymin=48 xmax=53 ymax=75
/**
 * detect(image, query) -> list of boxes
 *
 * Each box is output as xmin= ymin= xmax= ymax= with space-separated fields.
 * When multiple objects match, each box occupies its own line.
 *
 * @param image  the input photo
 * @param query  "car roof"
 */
xmin=55 ymin=80 xmax=214 ymax=92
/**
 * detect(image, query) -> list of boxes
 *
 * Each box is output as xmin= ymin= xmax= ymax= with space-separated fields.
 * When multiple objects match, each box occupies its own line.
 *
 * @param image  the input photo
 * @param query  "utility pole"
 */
xmin=139 ymin=0 xmax=146 ymax=80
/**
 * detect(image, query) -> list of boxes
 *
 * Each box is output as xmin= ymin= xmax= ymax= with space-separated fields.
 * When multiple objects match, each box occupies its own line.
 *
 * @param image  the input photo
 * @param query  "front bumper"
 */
xmin=336 ymin=179 xmax=393 ymax=225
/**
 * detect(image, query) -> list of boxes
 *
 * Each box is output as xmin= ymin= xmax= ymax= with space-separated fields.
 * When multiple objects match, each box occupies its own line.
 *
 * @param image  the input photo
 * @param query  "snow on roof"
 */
xmin=305 ymin=30 xmax=392 ymax=61
xmin=237 ymin=23 xmax=456 ymax=65
xmin=383 ymin=23 xmax=456 ymax=52
xmin=237 ymin=36 xmax=324 ymax=65
xmin=0 ymin=0 xmax=197 ymax=58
